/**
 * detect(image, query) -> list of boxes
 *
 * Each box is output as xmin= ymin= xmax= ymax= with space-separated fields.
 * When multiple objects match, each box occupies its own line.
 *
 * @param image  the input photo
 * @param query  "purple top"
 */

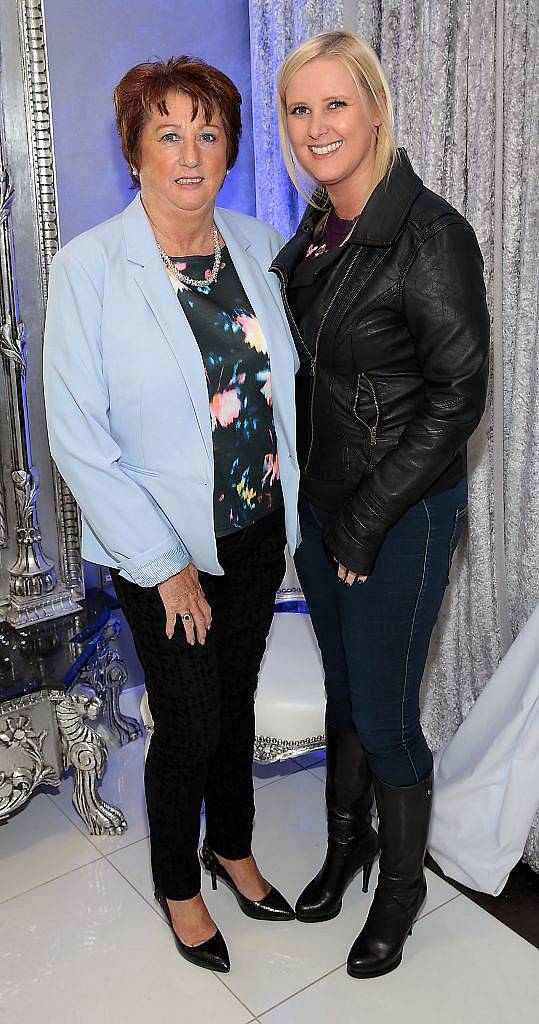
xmin=324 ymin=208 xmax=357 ymax=249
xmin=304 ymin=207 xmax=356 ymax=261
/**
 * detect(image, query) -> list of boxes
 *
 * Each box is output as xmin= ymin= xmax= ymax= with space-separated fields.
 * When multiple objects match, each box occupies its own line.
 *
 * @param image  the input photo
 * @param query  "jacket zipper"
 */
xmin=304 ymin=251 xmax=363 ymax=470
xmin=272 ymin=251 xmax=363 ymax=471
xmin=354 ymin=373 xmax=380 ymax=446
xmin=271 ymin=266 xmax=314 ymax=371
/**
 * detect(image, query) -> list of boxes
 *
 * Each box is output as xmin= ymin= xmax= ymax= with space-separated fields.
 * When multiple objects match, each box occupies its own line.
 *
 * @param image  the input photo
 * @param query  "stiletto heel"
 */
xmin=362 ymin=859 xmax=374 ymax=893
xmin=200 ymin=838 xmax=295 ymax=921
xmin=154 ymin=889 xmax=230 ymax=973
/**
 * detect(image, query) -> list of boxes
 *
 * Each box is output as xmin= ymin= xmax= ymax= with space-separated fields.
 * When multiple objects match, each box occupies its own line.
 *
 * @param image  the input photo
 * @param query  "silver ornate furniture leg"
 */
xmin=0 ymin=710 xmax=61 ymax=818
xmin=80 ymin=619 xmax=142 ymax=746
xmin=54 ymin=692 xmax=127 ymax=835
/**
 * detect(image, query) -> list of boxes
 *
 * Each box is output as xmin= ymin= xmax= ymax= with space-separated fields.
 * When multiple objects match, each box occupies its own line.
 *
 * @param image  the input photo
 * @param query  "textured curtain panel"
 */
xmin=502 ymin=1 xmax=539 ymax=638
xmin=248 ymin=0 xmax=344 ymax=237
xmin=501 ymin=2 xmax=539 ymax=872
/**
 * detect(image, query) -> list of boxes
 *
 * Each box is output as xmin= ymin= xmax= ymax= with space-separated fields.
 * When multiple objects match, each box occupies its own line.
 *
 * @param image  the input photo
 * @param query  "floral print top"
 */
xmin=165 ymin=248 xmax=282 ymax=537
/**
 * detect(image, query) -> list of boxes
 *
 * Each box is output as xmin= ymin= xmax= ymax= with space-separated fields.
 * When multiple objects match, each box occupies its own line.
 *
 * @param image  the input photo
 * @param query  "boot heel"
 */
xmin=362 ymin=860 xmax=374 ymax=893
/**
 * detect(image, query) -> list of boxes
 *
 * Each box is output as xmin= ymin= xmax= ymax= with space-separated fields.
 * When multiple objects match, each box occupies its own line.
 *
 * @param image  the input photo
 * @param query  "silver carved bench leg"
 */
xmin=54 ymin=693 xmax=127 ymax=835
xmin=82 ymin=619 xmax=142 ymax=746
xmin=0 ymin=713 xmax=61 ymax=818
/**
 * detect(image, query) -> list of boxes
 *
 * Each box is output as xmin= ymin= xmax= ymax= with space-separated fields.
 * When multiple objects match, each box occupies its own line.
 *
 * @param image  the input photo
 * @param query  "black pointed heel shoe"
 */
xmin=200 ymin=839 xmax=295 ymax=921
xmin=154 ymin=889 xmax=230 ymax=973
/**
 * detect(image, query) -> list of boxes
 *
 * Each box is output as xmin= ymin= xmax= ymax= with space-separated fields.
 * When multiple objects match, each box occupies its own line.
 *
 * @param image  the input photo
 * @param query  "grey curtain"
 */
xmin=248 ymin=0 xmax=343 ymax=235
xmin=248 ymin=0 xmax=538 ymax=870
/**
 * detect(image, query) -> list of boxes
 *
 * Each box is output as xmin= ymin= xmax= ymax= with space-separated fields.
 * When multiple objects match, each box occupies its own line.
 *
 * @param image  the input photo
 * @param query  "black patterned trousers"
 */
xmin=111 ymin=507 xmax=286 ymax=900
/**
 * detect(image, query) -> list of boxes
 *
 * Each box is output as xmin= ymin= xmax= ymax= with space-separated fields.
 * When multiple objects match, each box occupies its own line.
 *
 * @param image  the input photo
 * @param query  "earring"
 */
xmin=226 ymin=169 xmax=230 ymax=176
xmin=131 ymin=166 xmax=139 ymax=177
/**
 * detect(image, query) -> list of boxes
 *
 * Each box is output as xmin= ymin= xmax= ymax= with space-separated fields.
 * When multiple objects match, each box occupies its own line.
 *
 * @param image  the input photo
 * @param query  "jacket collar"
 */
xmin=121 ymin=192 xmax=253 ymax=264
xmin=300 ymin=148 xmax=423 ymax=247
xmin=353 ymin=149 xmax=423 ymax=246
xmin=271 ymin=148 xmax=423 ymax=279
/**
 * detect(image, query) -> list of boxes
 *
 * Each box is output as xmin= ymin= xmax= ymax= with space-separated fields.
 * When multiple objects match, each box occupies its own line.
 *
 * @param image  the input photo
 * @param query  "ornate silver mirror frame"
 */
xmin=0 ymin=0 xmax=83 ymax=627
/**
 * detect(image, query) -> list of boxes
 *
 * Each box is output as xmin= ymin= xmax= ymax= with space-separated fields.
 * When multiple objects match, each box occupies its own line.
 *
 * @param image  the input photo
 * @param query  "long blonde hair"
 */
xmin=277 ymin=30 xmax=397 ymax=208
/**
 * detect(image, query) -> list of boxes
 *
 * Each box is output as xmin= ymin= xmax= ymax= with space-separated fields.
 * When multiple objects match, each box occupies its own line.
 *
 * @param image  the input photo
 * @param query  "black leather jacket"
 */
xmin=270 ymin=150 xmax=490 ymax=575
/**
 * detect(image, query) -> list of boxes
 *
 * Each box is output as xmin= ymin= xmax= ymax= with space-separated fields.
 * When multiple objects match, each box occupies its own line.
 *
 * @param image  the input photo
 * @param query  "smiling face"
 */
xmin=137 ymin=90 xmax=228 ymax=219
xmin=285 ymin=57 xmax=380 ymax=195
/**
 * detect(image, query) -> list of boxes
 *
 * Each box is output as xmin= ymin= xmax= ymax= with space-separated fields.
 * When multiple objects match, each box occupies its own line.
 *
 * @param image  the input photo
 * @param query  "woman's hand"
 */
xmin=334 ymin=559 xmax=368 ymax=587
xmin=157 ymin=564 xmax=212 ymax=645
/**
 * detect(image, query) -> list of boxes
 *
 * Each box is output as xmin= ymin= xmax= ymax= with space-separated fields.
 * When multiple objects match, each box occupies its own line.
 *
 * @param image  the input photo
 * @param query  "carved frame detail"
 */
xmin=0 ymin=0 xmax=84 ymax=626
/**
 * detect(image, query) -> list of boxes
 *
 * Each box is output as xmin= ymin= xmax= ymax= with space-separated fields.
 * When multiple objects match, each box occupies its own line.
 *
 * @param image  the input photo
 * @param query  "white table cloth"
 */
xmin=430 ymin=602 xmax=539 ymax=894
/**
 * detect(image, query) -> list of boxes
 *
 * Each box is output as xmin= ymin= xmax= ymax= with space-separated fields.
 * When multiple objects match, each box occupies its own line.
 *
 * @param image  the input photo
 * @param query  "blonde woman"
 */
xmin=271 ymin=31 xmax=489 ymax=978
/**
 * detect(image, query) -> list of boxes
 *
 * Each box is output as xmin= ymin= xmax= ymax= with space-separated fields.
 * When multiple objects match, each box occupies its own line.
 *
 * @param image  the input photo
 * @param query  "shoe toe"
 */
xmin=204 ymin=929 xmax=231 ymax=972
xmin=255 ymin=886 xmax=295 ymax=920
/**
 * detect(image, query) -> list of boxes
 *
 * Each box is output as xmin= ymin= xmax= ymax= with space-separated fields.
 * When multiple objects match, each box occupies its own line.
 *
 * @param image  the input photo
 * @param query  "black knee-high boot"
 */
xmin=347 ymin=771 xmax=433 ymax=978
xmin=295 ymin=726 xmax=379 ymax=922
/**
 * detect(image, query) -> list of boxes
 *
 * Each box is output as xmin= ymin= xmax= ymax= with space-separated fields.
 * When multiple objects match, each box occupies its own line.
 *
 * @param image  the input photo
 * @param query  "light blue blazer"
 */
xmin=43 ymin=194 xmax=300 ymax=586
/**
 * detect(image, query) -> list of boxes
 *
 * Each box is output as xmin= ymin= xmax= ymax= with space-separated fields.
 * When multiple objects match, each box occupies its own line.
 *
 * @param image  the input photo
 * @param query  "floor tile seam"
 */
xmin=44 ymin=783 xmax=153 ymax=854
xmin=304 ymin=766 xmax=326 ymax=782
xmin=253 ymin=768 xmax=305 ymax=792
xmin=0 ymin=853 xmax=104 ymax=908
xmin=256 ymin=959 xmax=348 ymax=1018
xmin=254 ymin=894 xmax=465 ymax=1017
xmin=103 ymin=853 xmax=164 ymax=916
xmin=43 ymin=788 xmax=111 ymax=848
xmin=212 ymin=970 xmax=263 ymax=1022
xmin=96 ymin=829 xmax=152 ymax=856
xmin=416 ymin=891 xmax=463 ymax=922
xmin=43 ymin=760 xmax=306 ymax=849
xmin=103 ymin=857 xmax=263 ymax=1021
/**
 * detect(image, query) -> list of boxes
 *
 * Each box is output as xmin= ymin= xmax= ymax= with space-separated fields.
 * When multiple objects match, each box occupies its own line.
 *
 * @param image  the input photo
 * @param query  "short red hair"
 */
xmin=114 ymin=56 xmax=242 ymax=187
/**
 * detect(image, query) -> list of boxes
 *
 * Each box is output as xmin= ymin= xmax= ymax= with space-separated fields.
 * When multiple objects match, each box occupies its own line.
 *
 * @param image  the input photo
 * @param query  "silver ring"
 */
xmin=182 ymin=613 xmax=192 ymax=623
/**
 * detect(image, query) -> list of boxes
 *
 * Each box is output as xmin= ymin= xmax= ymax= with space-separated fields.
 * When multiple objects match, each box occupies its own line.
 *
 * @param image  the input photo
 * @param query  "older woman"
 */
xmin=43 ymin=57 xmax=299 ymax=973
xmin=272 ymin=32 xmax=489 ymax=978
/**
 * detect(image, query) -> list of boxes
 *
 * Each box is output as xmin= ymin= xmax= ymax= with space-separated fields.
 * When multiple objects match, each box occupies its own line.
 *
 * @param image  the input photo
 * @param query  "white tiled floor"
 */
xmin=1 ymin=684 xmax=538 ymax=1024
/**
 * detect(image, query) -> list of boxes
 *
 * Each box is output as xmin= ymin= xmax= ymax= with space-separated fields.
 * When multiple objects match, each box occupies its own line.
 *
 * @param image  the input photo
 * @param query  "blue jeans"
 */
xmin=294 ymin=478 xmax=468 ymax=787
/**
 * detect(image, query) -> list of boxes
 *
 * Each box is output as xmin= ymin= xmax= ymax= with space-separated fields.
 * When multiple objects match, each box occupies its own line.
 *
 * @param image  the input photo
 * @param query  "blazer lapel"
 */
xmin=214 ymin=207 xmax=293 ymax=381
xmin=122 ymin=195 xmax=213 ymax=461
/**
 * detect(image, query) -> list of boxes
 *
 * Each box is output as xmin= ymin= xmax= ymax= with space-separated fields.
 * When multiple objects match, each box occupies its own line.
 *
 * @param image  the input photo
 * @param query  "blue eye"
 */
xmin=161 ymin=132 xmax=179 ymax=142
xmin=199 ymin=133 xmax=217 ymax=143
xmin=290 ymin=105 xmax=309 ymax=116
xmin=329 ymin=100 xmax=346 ymax=109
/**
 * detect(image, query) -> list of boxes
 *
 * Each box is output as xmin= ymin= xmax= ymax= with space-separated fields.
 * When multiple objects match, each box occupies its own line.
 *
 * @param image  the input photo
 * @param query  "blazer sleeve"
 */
xmin=43 ymin=252 xmax=191 ymax=586
xmin=322 ymin=220 xmax=490 ymax=575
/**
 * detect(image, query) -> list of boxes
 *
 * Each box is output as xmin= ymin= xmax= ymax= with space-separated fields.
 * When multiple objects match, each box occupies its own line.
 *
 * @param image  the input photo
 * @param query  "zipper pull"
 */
xmin=370 ymin=427 xmax=377 ymax=446
xmin=310 ymin=359 xmax=316 ymax=377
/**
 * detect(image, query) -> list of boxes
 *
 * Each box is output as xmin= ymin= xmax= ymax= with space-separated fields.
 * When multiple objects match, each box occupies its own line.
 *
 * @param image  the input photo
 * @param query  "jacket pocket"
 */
xmin=353 ymin=373 xmax=381 ymax=446
xmin=119 ymin=460 xmax=161 ymax=478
